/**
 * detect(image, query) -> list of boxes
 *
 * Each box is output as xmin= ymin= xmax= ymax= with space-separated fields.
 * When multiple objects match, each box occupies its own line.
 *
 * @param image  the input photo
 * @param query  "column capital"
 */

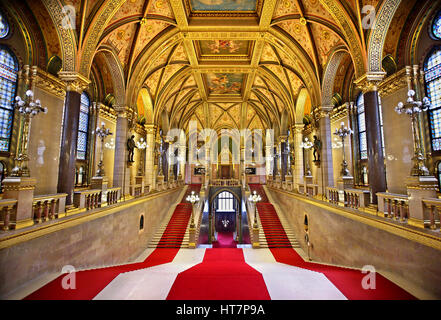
xmin=145 ymin=124 xmax=157 ymax=134
xmin=314 ymin=105 xmax=333 ymax=119
xmin=114 ymin=105 xmax=132 ymax=118
xmin=292 ymin=123 xmax=304 ymax=134
xmin=354 ymin=72 xmax=386 ymax=93
xmin=278 ymin=135 xmax=288 ymax=143
xmin=58 ymin=71 xmax=90 ymax=93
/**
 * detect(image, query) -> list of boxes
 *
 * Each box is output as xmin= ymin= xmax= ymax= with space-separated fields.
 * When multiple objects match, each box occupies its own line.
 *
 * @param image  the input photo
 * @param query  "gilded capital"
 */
xmin=145 ymin=124 xmax=157 ymax=135
xmin=58 ymin=71 xmax=90 ymax=93
xmin=354 ymin=72 xmax=386 ymax=94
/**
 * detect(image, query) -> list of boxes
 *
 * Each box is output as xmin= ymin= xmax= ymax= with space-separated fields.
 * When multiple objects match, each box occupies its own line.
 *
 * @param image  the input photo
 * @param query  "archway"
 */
xmin=211 ymin=190 xmax=240 ymax=248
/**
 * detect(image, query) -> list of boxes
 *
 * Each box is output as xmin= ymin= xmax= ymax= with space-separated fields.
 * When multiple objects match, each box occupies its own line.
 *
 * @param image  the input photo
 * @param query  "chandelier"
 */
xmin=300 ymin=137 xmax=313 ymax=176
xmin=95 ymin=122 xmax=112 ymax=177
xmin=394 ymin=89 xmax=431 ymax=176
xmin=333 ymin=122 xmax=353 ymax=177
xmin=11 ymin=90 xmax=47 ymax=177
xmin=248 ymin=190 xmax=262 ymax=229
xmin=222 ymin=219 xmax=229 ymax=228
xmin=186 ymin=191 xmax=200 ymax=229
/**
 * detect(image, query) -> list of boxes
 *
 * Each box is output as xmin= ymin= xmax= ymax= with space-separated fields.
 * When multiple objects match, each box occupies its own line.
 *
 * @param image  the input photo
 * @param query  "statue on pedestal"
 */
xmin=312 ymin=135 xmax=322 ymax=164
xmin=127 ymin=135 xmax=137 ymax=163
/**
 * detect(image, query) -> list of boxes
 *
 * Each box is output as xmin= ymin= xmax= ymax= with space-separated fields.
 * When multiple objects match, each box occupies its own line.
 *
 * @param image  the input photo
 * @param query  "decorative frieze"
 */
xmin=330 ymin=103 xmax=349 ymax=123
xmin=98 ymin=104 xmax=117 ymax=123
xmin=378 ymin=68 xmax=408 ymax=97
xmin=34 ymin=67 xmax=66 ymax=98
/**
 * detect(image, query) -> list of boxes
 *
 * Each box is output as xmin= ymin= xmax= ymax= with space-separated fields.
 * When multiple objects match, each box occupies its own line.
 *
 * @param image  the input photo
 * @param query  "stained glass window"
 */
xmin=0 ymin=12 xmax=9 ymax=39
xmin=77 ymin=92 xmax=90 ymax=160
xmin=424 ymin=47 xmax=441 ymax=151
xmin=432 ymin=11 xmax=441 ymax=40
xmin=0 ymin=46 xmax=17 ymax=152
xmin=357 ymin=93 xmax=368 ymax=159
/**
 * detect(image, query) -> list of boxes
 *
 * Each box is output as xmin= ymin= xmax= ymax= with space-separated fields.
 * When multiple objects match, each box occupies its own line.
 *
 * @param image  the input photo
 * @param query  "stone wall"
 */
xmin=0 ymin=187 xmax=183 ymax=298
xmin=267 ymin=188 xmax=441 ymax=299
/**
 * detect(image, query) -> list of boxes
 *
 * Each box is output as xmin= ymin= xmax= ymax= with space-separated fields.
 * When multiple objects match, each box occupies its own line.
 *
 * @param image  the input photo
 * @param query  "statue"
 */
xmin=127 ymin=135 xmax=137 ymax=162
xmin=312 ymin=135 xmax=322 ymax=162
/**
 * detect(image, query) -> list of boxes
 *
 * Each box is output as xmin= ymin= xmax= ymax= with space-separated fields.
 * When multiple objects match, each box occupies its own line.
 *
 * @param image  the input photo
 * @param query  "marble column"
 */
xmin=87 ymin=102 xmax=100 ymax=185
xmin=162 ymin=140 xmax=169 ymax=182
xmin=280 ymin=136 xmax=288 ymax=181
xmin=265 ymin=145 xmax=273 ymax=178
xmin=113 ymin=106 xmax=131 ymax=196
xmin=179 ymin=143 xmax=186 ymax=179
xmin=145 ymin=125 xmax=156 ymax=190
xmin=316 ymin=106 xmax=335 ymax=194
xmin=57 ymin=72 xmax=90 ymax=205
xmin=293 ymin=124 xmax=304 ymax=189
xmin=363 ymin=90 xmax=386 ymax=204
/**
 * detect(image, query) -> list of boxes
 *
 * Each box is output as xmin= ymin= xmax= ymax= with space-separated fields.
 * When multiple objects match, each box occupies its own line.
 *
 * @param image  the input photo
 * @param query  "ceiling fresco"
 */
xmin=13 ymin=0 xmax=425 ymax=134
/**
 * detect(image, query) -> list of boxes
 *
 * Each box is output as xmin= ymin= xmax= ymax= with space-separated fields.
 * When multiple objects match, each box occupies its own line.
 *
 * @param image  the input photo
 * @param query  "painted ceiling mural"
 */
xmin=5 ymin=0 xmax=427 ymax=134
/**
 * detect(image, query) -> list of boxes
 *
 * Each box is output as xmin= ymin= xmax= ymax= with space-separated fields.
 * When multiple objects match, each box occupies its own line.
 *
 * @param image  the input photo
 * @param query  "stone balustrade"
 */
xmin=377 ymin=192 xmax=409 ymax=222
xmin=210 ymin=179 xmax=240 ymax=187
xmin=73 ymin=189 xmax=102 ymax=210
xmin=344 ymin=189 xmax=370 ymax=209
xmin=0 ymin=199 xmax=18 ymax=231
xmin=422 ymin=198 xmax=441 ymax=230
xmin=131 ymin=184 xmax=143 ymax=198
xmin=32 ymin=193 xmax=67 ymax=223
xmin=305 ymin=184 xmax=319 ymax=197
xmin=327 ymin=187 xmax=340 ymax=204
xmin=106 ymin=187 xmax=120 ymax=205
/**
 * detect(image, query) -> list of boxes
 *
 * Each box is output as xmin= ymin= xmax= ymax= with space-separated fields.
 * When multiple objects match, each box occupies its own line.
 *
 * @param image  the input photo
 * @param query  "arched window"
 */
xmin=0 ymin=12 xmax=9 ymax=39
xmin=77 ymin=92 xmax=90 ymax=160
xmin=217 ymin=191 xmax=234 ymax=212
xmin=356 ymin=93 xmax=367 ymax=160
xmin=431 ymin=11 xmax=441 ymax=40
xmin=356 ymin=93 xmax=385 ymax=159
xmin=424 ymin=47 xmax=441 ymax=151
xmin=0 ymin=46 xmax=18 ymax=152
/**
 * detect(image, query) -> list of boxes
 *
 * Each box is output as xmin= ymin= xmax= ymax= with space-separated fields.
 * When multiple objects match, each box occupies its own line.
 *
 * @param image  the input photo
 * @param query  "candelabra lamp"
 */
xmin=333 ymin=122 xmax=353 ymax=177
xmin=136 ymin=137 xmax=147 ymax=176
xmin=394 ymin=90 xmax=431 ymax=176
xmin=248 ymin=190 xmax=262 ymax=229
xmin=95 ymin=122 xmax=112 ymax=177
xmin=11 ymin=90 xmax=47 ymax=177
xmin=186 ymin=191 xmax=200 ymax=229
xmin=300 ymin=137 xmax=313 ymax=176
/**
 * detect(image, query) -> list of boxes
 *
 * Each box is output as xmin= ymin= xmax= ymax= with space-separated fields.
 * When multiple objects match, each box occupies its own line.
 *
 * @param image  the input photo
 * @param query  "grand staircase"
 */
xmin=248 ymin=184 xmax=300 ymax=248
xmin=148 ymin=184 xmax=201 ymax=248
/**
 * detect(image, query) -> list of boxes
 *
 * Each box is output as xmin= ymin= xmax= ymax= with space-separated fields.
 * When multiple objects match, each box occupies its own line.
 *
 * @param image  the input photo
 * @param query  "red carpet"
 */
xmin=249 ymin=184 xmax=292 ymax=248
xmin=212 ymin=231 xmax=237 ymax=248
xmin=157 ymin=184 xmax=201 ymax=248
xmin=166 ymin=248 xmax=270 ymax=300
xmin=24 ymin=185 xmax=202 ymax=300
xmin=251 ymin=184 xmax=416 ymax=300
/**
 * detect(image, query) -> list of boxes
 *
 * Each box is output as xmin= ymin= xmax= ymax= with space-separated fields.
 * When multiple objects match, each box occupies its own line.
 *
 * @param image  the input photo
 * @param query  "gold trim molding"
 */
xmin=378 ymin=68 xmax=408 ymax=97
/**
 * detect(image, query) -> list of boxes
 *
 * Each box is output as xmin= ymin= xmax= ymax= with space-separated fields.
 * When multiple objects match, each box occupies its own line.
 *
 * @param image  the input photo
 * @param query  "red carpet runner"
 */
xmin=249 ymin=184 xmax=292 ymax=248
xmin=212 ymin=231 xmax=237 ymax=248
xmin=167 ymin=248 xmax=270 ymax=300
xmin=251 ymin=184 xmax=416 ymax=300
xmin=24 ymin=184 xmax=201 ymax=300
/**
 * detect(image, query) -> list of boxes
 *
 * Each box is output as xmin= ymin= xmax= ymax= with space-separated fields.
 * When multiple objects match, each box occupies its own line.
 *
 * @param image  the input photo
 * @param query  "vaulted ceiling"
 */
xmin=18 ymin=0 xmax=393 ymax=133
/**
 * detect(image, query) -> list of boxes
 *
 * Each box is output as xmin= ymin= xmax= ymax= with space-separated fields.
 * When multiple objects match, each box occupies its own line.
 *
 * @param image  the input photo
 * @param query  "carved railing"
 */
xmin=131 ymin=184 xmax=143 ymax=198
xmin=32 ymin=193 xmax=68 ymax=223
xmin=106 ymin=187 xmax=120 ymax=205
xmin=210 ymin=179 xmax=240 ymax=187
xmin=422 ymin=198 xmax=441 ymax=230
xmin=327 ymin=187 xmax=340 ymax=204
xmin=73 ymin=189 xmax=102 ymax=210
xmin=0 ymin=199 xmax=17 ymax=231
xmin=344 ymin=189 xmax=370 ymax=209
xmin=377 ymin=192 xmax=409 ymax=222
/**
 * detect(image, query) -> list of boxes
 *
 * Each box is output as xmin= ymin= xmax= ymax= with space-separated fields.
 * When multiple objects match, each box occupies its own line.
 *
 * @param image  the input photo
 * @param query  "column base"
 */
xmin=406 ymin=175 xmax=438 ymax=229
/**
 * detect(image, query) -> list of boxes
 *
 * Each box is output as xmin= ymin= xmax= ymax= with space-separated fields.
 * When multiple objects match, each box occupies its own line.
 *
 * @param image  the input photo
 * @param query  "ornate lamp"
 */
xmin=333 ymin=122 xmax=353 ymax=177
xmin=186 ymin=190 xmax=200 ymax=228
xmin=136 ymin=137 xmax=147 ymax=176
xmin=95 ymin=122 xmax=112 ymax=177
xmin=300 ymin=137 xmax=313 ymax=176
xmin=394 ymin=89 xmax=431 ymax=176
xmin=11 ymin=90 xmax=47 ymax=177
xmin=248 ymin=190 xmax=262 ymax=229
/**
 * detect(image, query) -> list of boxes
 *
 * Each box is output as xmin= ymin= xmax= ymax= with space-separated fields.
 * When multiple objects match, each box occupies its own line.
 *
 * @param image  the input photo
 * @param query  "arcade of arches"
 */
xmin=0 ymin=0 xmax=440 ymax=301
